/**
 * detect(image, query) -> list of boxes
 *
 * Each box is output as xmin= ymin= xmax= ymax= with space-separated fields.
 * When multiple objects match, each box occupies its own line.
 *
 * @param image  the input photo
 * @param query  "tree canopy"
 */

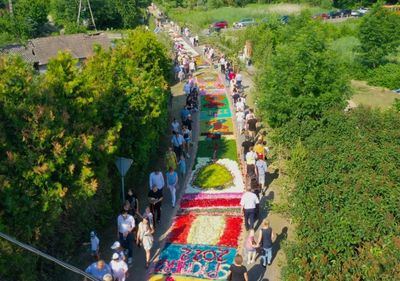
xmin=257 ymin=15 xmax=350 ymax=127
xmin=0 ymin=28 xmax=170 ymax=281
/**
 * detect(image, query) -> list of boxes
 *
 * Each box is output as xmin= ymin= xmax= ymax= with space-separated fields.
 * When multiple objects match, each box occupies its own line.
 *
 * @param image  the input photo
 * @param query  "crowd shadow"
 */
xmin=247 ymin=263 xmax=268 ymax=281
xmin=272 ymin=226 xmax=288 ymax=263
xmin=255 ymin=191 xmax=274 ymax=230
xmin=266 ymin=169 xmax=279 ymax=188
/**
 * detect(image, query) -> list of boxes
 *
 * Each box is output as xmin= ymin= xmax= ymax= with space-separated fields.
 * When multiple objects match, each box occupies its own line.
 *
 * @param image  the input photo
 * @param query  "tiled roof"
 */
xmin=1 ymin=33 xmax=112 ymax=65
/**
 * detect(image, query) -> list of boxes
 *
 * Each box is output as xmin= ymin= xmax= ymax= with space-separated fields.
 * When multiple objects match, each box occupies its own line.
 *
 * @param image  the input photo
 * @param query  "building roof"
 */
xmin=0 ymin=33 xmax=112 ymax=65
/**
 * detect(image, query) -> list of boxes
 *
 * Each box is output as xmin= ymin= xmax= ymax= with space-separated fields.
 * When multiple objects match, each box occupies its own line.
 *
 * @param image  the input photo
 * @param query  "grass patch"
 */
xmin=193 ymin=163 xmax=233 ymax=189
xmin=350 ymin=80 xmax=399 ymax=109
xmin=197 ymin=139 xmax=238 ymax=161
xmin=329 ymin=36 xmax=360 ymax=64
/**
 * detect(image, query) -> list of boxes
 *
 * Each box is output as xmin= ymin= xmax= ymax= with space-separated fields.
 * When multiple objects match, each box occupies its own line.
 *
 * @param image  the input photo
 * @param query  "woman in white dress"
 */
xmin=136 ymin=217 xmax=154 ymax=268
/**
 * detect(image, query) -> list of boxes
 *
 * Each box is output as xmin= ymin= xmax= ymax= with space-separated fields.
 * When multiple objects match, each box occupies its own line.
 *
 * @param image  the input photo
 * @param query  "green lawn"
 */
xmin=197 ymin=139 xmax=238 ymax=161
xmin=329 ymin=36 xmax=360 ymax=64
xmin=350 ymin=80 xmax=399 ymax=109
xmin=168 ymin=3 xmax=323 ymax=32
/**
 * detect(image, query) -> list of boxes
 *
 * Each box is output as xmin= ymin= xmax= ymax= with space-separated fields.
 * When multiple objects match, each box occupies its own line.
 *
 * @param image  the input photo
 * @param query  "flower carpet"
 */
xmin=149 ymin=37 xmax=243 ymax=281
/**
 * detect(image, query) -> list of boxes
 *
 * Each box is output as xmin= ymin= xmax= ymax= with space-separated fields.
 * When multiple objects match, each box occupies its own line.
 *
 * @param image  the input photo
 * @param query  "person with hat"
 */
xmin=102 ymin=274 xmax=113 ymax=281
xmin=90 ymin=231 xmax=100 ymax=261
xmin=85 ymin=260 xmax=112 ymax=280
xmin=109 ymin=253 xmax=128 ymax=281
xmin=110 ymin=241 xmax=126 ymax=261
xmin=117 ymin=209 xmax=135 ymax=264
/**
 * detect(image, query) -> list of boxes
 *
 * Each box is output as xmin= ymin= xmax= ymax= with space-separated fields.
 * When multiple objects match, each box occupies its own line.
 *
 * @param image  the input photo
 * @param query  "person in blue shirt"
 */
xmin=166 ymin=167 xmax=179 ymax=207
xmin=180 ymin=106 xmax=190 ymax=122
xmin=178 ymin=155 xmax=186 ymax=178
xmin=85 ymin=260 xmax=112 ymax=280
xmin=183 ymin=81 xmax=191 ymax=95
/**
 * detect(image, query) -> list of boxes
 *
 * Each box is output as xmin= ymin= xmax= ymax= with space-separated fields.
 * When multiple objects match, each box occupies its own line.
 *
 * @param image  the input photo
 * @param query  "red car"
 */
xmin=210 ymin=20 xmax=228 ymax=30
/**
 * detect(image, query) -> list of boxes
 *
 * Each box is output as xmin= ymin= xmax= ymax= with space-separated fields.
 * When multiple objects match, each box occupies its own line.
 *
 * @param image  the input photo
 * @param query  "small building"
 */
xmin=0 ymin=33 xmax=112 ymax=73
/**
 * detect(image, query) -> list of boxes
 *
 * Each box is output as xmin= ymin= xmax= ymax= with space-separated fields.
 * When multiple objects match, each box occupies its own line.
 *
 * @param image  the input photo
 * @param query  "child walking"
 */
xmin=245 ymin=229 xmax=257 ymax=264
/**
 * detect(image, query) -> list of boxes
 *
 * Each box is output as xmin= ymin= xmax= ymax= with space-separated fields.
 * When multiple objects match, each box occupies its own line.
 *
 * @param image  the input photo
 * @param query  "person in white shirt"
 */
xmin=149 ymin=169 xmax=165 ymax=191
xmin=240 ymin=186 xmax=260 ymax=230
xmin=245 ymin=147 xmax=257 ymax=177
xmin=189 ymin=60 xmax=196 ymax=74
xmin=117 ymin=209 xmax=135 ymax=264
xmin=109 ymin=253 xmax=128 ymax=281
xmin=236 ymin=109 xmax=245 ymax=134
xmin=171 ymin=118 xmax=180 ymax=133
xmin=255 ymin=158 xmax=267 ymax=195
xmin=236 ymin=98 xmax=245 ymax=112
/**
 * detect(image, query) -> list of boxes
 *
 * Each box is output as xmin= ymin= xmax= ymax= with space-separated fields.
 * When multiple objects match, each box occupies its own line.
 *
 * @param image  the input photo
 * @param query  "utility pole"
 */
xmin=77 ymin=0 xmax=97 ymax=31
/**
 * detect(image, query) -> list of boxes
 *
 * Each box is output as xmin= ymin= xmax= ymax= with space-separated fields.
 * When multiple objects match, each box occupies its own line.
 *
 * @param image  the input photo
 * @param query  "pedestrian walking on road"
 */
xmin=110 ymin=241 xmax=126 ymax=261
xmin=245 ymin=147 xmax=257 ymax=177
xmin=148 ymin=185 xmax=163 ymax=224
xmin=178 ymin=155 xmax=186 ymax=177
xmin=85 ymin=260 xmax=112 ymax=281
xmin=149 ymin=168 xmax=165 ymax=191
xmin=171 ymin=131 xmax=184 ymax=159
xmin=117 ymin=209 xmax=135 ymax=264
xmin=136 ymin=217 xmax=155 ymax=268
xmin=142 ymin=206 xmax=154 ymax=228
xmin=109 ymin=253 xmax=128 ymax=281
xmin=165 ymin=147 xmax=178 ymax=171
xmin=255 ymin=158 xmax=267 ymax=195
xmin=166 ymin=167 xmax=179 ymax=207
xmin=227 ymin=254 xmax=248 ymax=281
xmin=240 ymin=186 xmax=259 ymax=231
xmin=245 ymin=229 xmax=257 ymax=264
xmin=257 ymin=220 xmax=276 ymax=268
xmin=90 ymin=231 xmax=100 ymax=261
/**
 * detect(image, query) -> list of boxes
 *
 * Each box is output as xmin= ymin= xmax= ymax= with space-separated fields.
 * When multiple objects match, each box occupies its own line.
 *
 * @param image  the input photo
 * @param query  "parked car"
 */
xmin=358 ymin=7 xmax=370 ymax=14
xmin=210 ymin=20 xmax=228 ymax=30
xmin=392 ymin=89 xmax=400 ymax=94
xmin=339 ymin=9 xmax=352 ymax=17
xmin=328 ymin=10 xmax=342 ymax=18
xmin=351 ymin=10 xmax=361 ymax=17
xmin=234 ymin=18 xmax=256 ymax=28
xmin=312 ymin=13 xmax=329 ymax=20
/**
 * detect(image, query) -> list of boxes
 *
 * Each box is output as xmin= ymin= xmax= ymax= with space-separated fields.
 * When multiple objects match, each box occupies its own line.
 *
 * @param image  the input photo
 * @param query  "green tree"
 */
xmin=14 ymin=0 xmax=49 ymax=36
xmin=258 ymin=19 xmax=350 ymax=127
xmin=358 ymin=4 xmax=400 ymax=68
xmin=0 ymin=28 xmax=170 ymax=281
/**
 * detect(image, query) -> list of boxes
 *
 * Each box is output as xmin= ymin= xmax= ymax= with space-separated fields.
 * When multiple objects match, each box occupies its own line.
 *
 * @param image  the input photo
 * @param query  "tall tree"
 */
xmin=258 ymin=18 xmax=350 ymax=127
xmin=358 ymin=4 xmax=400 ymax=68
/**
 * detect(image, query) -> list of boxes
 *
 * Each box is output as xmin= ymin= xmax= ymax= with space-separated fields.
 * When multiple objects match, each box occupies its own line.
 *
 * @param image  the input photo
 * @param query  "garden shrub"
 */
xmin=283 ymin=108 xmax=400 ymax=280
xmin=366 ymin=63 xmax=400 ymax=90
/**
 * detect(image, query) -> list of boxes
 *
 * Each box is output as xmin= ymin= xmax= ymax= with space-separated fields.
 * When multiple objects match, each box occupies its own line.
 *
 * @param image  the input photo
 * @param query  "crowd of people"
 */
xmin=83 ymin=20 xmax=201 ymax=281
xmin=83 ymin=8 xmax=276 ymax=280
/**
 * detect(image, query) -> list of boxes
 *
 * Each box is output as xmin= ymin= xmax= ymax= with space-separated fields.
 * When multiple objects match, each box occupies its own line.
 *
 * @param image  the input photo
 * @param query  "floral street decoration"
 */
xmin=193 ymin=163 xmax=233 ymax=190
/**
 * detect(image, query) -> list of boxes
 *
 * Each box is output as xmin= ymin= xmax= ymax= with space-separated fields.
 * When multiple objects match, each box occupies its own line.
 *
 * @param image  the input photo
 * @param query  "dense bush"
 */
xmin=282 ymin=108 xmax=400 ymax=280
xmin=0 ymin=28 xmax=170 ymax=281
xmin=366 ymin=63 xmax=400 ymax=90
